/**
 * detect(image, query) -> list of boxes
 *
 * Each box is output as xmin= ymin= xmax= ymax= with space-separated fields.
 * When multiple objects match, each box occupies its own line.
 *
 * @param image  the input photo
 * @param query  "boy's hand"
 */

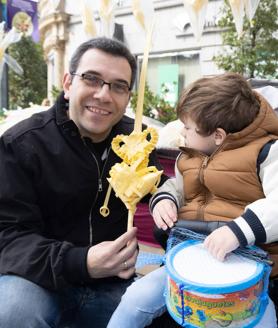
xmin=203 ymin=226 xmax=240 ymax=261
xmin=152 ymin=199 xmax=177 ymax=230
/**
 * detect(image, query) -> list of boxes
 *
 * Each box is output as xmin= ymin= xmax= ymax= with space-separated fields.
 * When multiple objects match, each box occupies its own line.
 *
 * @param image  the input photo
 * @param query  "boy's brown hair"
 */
xmin=176 ymin=73 xmax=260 ymax=136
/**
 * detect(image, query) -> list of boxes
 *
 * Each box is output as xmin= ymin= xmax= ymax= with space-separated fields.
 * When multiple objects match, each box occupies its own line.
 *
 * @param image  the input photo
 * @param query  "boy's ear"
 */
xmin=214 ymin=128 xmax=227 ymax=146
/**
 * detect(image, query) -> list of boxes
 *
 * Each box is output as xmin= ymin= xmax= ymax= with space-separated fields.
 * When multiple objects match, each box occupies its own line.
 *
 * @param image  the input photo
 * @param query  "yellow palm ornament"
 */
xmin=100 ymin=12 xmax=162 ymax=231
xmin=100 ymin=127 xmax=162 ymax=230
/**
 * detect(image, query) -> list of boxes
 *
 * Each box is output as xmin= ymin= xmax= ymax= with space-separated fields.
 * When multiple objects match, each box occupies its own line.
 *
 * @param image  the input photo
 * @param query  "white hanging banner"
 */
xmin=228 ymin=0 xmax=245 ymax=37
xmin=0 ymin=22 xmax=23 ymax=81
xmin=3 ymin=52 xmax=24 ymax=75
xmin=244 ymin=0 xmax=260 ymax=21
xmin=98 ymin=0 xmax=115 ymax=38
xmin=132 ymin=0 xmax=155 ymax=33
xmin=183 ymin=0 xmax=209 ymax=41
xmin=81 ymin=0 xmax=97 ymax=37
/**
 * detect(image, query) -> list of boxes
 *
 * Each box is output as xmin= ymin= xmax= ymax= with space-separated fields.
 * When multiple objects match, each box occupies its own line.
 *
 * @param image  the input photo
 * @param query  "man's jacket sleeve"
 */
xmin=0 ymin=136 xmax=87 ymax=290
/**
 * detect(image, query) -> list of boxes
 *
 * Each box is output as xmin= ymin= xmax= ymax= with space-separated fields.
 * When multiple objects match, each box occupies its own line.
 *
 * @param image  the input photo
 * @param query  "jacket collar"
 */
xmin=55 ymin=91 xmax=70 ymax=126
xmin=222 ymin=93 xmax=278 ymax=151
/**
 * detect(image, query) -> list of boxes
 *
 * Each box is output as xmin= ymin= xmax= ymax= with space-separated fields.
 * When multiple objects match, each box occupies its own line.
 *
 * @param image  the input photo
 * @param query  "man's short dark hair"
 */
xmin=69 ymin=37 xmax=137 ymax=89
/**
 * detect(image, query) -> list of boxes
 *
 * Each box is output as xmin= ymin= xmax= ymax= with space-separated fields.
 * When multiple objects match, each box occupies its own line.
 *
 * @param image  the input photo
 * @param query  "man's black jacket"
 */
xmin=0 ymin=94 xmax=167 ymax=290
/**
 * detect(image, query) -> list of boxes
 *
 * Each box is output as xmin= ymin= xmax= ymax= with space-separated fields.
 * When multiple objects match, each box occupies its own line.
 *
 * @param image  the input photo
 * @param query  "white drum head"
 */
xmin=173 ymin=243 xmax=258 ymax=286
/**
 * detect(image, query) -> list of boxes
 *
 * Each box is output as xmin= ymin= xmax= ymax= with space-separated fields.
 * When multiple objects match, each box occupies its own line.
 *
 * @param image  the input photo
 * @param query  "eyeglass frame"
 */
xmin=70 ymin=72 xmax=131 ymax=95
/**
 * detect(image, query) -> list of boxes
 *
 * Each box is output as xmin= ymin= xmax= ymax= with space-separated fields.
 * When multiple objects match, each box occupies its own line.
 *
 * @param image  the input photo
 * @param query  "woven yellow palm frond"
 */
xmin=108 ymin=161 xmax=162 ymax=213
xmin=111 ymin=127 xmax=158 ymax=166
xmin=99 ymin=128 xmax=161 ymax=219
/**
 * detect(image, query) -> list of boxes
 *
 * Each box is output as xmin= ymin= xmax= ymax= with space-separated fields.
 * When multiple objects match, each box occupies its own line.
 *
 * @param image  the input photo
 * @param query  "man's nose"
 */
xmin=94 ymin=84 xmax=112 ymax=101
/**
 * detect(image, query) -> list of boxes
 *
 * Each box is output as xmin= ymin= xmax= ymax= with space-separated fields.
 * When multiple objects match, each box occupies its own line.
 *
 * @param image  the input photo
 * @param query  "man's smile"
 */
xmin=85 ymin=105 xmax=111 ymax=116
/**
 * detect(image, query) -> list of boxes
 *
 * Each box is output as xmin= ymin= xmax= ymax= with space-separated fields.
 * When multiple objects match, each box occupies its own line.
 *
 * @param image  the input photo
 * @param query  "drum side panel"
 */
xmin=165 ymin=240 xmax=270 ymax=328
xmin=165 ymin=275 xmax=266 ymax=328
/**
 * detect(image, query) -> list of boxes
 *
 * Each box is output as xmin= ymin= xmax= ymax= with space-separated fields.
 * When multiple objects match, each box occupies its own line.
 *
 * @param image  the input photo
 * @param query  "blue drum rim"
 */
xmin=165 ymin=240 xmax=264 ymax=294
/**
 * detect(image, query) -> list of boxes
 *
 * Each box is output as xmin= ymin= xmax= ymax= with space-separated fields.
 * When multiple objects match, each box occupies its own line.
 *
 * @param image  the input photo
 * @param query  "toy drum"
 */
xmin=165 ymin=240 xmax=270 ymax=328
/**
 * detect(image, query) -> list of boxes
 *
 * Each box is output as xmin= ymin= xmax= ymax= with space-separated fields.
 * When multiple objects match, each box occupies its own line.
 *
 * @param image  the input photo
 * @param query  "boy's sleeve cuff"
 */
xmin=226 ymin=221 xmax=248 ymax=247
xmin=241 ymin=209 xmax=266 ymax=243
xmin=150 ymin=192 xmax=178 ymax=213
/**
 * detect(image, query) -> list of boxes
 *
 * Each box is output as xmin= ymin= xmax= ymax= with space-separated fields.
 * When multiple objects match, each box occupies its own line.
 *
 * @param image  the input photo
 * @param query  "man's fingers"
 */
xmin=117 ymin=266 xmax=136 ymax=279
xmin=116 ymin=238 xmax=138 ymax=265
xmin=116 ymin=248 xmax=138 ymax=279
xmin=121 ymin=248 xmax=138 ymax=270
xmin=112 ymin=227 xmax=137 ymax=252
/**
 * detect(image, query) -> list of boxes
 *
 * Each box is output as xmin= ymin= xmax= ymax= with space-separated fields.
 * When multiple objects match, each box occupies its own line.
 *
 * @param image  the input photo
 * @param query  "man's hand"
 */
xmin=152 ymin=199 xmax=177 ymax=230
xmin=203 ymin=226 xmax=240 ymax=261
xmin=87 ymin=227 xmax=138 ymax=279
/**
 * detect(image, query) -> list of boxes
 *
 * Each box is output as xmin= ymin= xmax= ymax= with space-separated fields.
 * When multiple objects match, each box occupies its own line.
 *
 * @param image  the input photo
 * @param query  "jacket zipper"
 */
xmin=197 ymin=156 xmax=209 ymax=219
xmin=196 ymin=144 xmax=226 ymax=219
xmin=82 ymin=138 xmax=112 ymax=245
xmin=199 ymin=156 xmax=209 ymax=184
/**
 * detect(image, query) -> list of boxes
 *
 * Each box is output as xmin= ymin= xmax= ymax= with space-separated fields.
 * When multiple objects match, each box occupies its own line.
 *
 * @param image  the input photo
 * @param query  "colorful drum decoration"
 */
xmin=165 ymin=240 xmax=270 ymax=328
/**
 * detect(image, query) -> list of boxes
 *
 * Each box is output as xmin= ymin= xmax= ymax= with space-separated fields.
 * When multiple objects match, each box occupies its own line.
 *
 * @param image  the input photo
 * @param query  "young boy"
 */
xmin=107 ymin=73 xmax=278 ymax=328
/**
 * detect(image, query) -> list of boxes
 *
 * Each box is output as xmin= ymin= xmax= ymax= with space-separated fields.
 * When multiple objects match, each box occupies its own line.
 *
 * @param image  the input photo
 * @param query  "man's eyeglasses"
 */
xmin=71 ymin=72 xmax=131 ymax=95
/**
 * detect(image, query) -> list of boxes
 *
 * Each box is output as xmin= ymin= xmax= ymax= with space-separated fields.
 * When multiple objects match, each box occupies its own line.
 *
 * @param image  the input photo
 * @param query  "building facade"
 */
xmin=38 ymin=0 xmax=224 ymax=102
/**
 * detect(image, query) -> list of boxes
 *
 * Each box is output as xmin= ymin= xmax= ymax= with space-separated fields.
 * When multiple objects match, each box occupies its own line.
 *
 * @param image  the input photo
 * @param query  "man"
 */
xmin=0 ymin=37 xmax=167 ymax=327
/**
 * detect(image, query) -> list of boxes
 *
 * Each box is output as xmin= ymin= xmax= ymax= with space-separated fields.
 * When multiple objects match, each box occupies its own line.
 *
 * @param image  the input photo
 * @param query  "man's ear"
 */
xmin=63 ymin=73 xmax=72 ymax=100
xmin=214 ymin=128 xmax=227 ymax=146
